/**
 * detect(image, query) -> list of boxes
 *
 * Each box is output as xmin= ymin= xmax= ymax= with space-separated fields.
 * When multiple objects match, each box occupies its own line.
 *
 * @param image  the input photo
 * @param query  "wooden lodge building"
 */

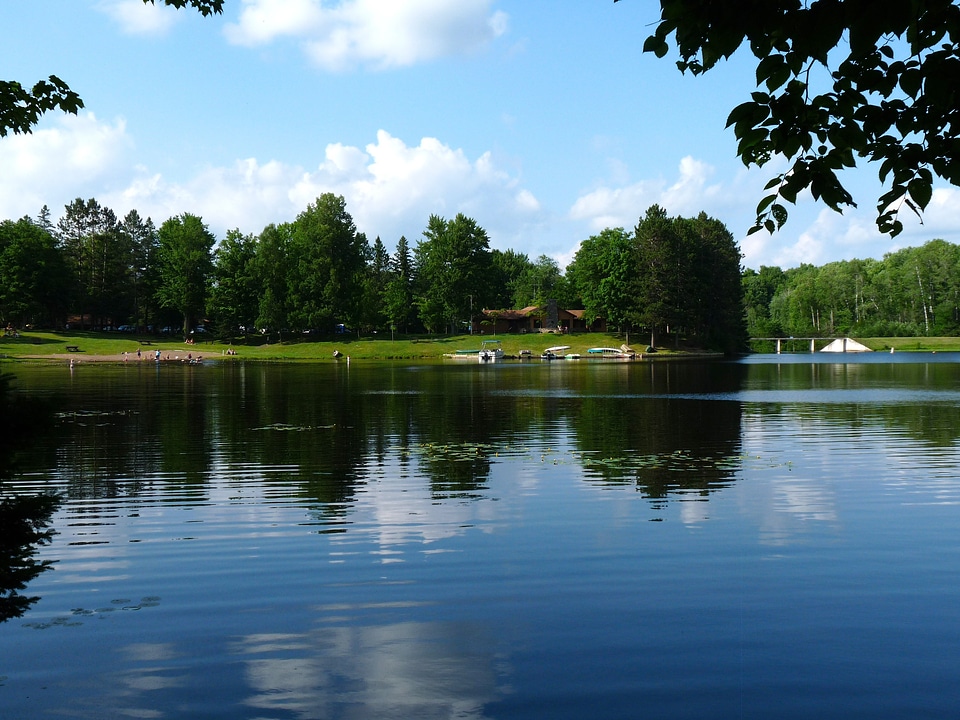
xmin=472 ymin=300 xmax=606 ymax=334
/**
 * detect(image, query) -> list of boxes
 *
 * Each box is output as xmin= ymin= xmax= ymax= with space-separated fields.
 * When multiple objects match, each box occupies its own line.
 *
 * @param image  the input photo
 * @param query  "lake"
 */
xmin=2 ymin=354 xmax=960 ymax=719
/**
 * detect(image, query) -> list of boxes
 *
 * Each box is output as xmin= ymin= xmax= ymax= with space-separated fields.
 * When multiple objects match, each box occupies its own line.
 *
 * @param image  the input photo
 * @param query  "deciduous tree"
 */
xmin=254 ymin=223 xmax=293 ymax=339
xmin=567 ymin=226 xmax=636 ymax=332
xmin=414 ymin=214 xmax=493 ymax=334
xmin=286 ymin=194 xmax=365 ymax=332
xmin=631 ymin=0 xmax=960 ymax=236
xmin=209 ymin=228 xmax=258 ymax=337
xmin=0 ymin=218 xmax=67 ymax=327
xmin=156 ymin=213 xmax=215 ymax=335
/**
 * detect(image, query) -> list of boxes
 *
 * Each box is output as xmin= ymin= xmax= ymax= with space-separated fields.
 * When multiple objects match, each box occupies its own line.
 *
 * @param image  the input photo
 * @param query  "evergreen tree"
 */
xmin=254 ymin=223 xmax=293 ymax=340
xmin=383 ymin=236 xmax=415 ymax=334
xmin=121 ymin=210 xmax=159 ymax=331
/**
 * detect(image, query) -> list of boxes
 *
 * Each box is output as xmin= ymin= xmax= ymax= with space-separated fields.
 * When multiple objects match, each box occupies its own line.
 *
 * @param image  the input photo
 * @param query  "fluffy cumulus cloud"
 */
xmin=569 ymin=155 xmax=733 ymax=233
xmin=108 ymin=130 xmax=540 ymax=244
xmin=0 ymin=113 xmax=132 ymax=221
xmin=565 ymin=154 xmax=960 ymax=269
xmin=224 ymin=0 xmax=508 ymax=71
xmin=747 ymin=189 xmax=960 ymax=270
xmin=0 ymin=116 xmax=541 ymax=249
xmin=97 ymin=0 xmax=181 ymax=35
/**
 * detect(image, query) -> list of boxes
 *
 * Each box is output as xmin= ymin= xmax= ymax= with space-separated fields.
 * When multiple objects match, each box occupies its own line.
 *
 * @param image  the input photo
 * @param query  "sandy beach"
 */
xmin=27 ymin=352 xmax=211 ymax=363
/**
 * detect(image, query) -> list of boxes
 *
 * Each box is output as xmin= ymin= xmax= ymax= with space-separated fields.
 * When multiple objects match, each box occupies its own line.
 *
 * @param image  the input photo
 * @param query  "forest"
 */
xmin=0 ymin=194 xmax=746 ymax=352
xmin=743 ymin=239 xmax=960 ymax=339
xmin=4 ymin=191 xmax=957 ymax=353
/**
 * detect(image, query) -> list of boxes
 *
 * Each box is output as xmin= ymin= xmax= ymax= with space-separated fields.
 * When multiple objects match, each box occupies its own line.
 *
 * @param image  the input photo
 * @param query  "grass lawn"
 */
xmin=3 ymin=330 xmax=959 ymax=363
xmin=0 ymin=329 xmax=658 ymax=362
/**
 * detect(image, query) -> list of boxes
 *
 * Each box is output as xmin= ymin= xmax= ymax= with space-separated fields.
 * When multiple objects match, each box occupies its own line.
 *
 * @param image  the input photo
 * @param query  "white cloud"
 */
xmin=0 ymin=116 xmax=540 ymax=250
xmin=88 ymin=129 xmax=541 ymax=248
xmin=758 ymin=193 xmax=960 ymax=269
xmin=97 ymin=0 xmax=181 ymax=35
xmin=287 ymin=130 xmax=541 ymax=244
xmin=0 ymin=113 xmax=131 ymax=220
xmin=224 ymin=0 xmax=508 ymax=71
xmin=896 ymin=186 xmax=960 ymax=243
xmin=569 ymin=155 xmax=725 ymax=232
xmin=564 ymin=154 xmax=959 ymax=270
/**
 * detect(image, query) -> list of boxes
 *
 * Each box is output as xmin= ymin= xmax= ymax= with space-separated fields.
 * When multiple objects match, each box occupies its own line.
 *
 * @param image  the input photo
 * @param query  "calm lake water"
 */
xmin=3 ymin=354 xmax=960 ymax=719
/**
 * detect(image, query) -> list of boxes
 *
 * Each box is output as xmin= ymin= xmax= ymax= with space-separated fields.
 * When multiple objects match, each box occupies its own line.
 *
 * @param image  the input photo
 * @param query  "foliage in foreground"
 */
xmin=635 ymin=0 xmax=960 ymax=237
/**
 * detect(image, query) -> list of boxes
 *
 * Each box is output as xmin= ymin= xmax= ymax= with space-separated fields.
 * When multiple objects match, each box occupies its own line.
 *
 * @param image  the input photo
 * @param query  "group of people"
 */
xmin=118 ymin=348 xmax=204 ymax=364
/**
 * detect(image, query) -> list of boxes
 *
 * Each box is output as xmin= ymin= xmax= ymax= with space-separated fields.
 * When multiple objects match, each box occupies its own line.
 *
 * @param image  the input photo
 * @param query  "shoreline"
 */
xmin=21 ymin=353 xmax=214 ymax=364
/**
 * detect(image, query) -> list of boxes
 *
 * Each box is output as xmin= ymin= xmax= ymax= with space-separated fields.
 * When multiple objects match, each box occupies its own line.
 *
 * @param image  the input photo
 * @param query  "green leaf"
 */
xmin=643 ymin=35 xmax=670 ymax=58
xmin=907 ymin=177 xmax=932 ymax=210
xmin=756 ymin=194 xmax=777 ymax=214
xmin=899 ymin=69 xmax=923 ymax=98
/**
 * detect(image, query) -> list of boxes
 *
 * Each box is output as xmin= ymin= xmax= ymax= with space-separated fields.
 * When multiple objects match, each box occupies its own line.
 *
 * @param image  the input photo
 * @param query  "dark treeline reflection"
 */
xmin=0 ymin=494 xmax=60 ymax=622
xmin=0 ymin=368 xmax=61 ymax=621
xmin=22 ymin=358 xmax=960 ymax=511
xmin=18 ymin=361 xmax=751 ymax=509
xmin=559 ymin=361 xmax=746 ymax=498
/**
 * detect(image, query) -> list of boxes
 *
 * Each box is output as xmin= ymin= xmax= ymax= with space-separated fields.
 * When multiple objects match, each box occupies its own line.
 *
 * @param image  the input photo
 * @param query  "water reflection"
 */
xmin=20 ymin=362 xmax=754 ymax=509
xmin=0 ymin=494 xmax=61 ymax=621
xmin=235 ymin=621 xmax=500 ymax=719
xmin=6 ymin=359 xmax=960 ymax=718
xmin=0 ymin=368 xmax=61 ymax=620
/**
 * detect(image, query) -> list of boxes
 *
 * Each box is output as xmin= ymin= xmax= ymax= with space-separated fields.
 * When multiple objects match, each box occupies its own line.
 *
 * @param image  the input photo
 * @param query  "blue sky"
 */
xmin=3 ymin=0 xmax=958 ymax=270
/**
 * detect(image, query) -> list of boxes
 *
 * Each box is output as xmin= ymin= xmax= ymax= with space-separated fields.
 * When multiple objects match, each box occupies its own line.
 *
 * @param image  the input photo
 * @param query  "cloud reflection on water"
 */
xmin=234 ymin=621 xmax=501 ymax=719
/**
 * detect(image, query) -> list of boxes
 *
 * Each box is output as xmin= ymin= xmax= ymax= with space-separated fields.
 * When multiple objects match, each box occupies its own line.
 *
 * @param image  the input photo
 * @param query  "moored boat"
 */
xmin=478 ymin=339 xmax=504 ymax=361
xmin=541 ymin=345 xmax=571 ymax=360
xmin=587 ymin=347 xmax=635 ymax=358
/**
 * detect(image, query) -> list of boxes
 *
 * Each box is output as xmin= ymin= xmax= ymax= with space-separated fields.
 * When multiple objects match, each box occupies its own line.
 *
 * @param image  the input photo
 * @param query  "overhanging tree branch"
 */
xmin=622 ymin=0 xmax=960 ymax=237
xmin=1 ymin=0 xmax=223 ymax=137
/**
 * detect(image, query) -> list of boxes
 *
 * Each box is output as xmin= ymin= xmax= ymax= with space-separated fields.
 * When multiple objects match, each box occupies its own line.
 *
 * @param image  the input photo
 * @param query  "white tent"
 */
xmin=820 ymin=337 xmax=872 ymax=353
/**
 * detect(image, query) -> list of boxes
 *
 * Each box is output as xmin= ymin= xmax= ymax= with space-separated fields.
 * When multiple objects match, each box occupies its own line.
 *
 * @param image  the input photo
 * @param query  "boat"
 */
xmin=478 ymin=339 xmax=504 ymax=361
xmin=541 ymin=345 xmax=571 ymax=360
xmin=587 ymin=347 xmax=635 ymax=358
xmin=564 ymin=353 xmax=581 ymax=360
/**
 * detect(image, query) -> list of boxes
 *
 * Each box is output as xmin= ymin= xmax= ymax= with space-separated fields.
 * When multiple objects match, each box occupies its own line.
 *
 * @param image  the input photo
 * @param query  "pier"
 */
xmin=751 ymin=337 xmax=868 ymax=354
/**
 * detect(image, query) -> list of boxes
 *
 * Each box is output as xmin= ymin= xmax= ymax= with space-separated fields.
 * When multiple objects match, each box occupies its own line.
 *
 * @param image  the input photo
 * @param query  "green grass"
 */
xmin=860 ymin=337 xmax=960 ymax=352
xmin=4 ymin=330 xmax=959 ymax=363
xmin=0 ymin=329 xmax=659 ymax=361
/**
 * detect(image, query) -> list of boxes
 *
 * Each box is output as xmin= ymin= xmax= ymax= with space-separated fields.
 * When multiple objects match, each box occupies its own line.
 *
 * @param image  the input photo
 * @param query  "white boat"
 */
xmin=541 ymin=345 xmax=571 ymax=360
xmin=564 ymin=353 xmax=581 ymax=360
xmin=587 ymin=347 xmax=635 ymax=358
xmin=478 ymin=339 xmax=504 ymax=361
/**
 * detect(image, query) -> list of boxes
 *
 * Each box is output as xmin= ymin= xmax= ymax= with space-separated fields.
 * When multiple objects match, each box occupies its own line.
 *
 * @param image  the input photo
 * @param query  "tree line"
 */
xmin=744 ymin=239 xmax=960 ymax=339
xmin=1 ymin=193 xmax=746 ymax=350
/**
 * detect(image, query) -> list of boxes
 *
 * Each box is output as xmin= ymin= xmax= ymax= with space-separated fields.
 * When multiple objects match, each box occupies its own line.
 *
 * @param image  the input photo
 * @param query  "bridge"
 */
xmin=750 ymin=337 xmax=865 ymax=354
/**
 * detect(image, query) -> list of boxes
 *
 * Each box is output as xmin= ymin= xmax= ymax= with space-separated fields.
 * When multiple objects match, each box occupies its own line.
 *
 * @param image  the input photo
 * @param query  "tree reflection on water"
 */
xmin=0 ymin=369 xmax=61 ymax=621
xmin=0 ymin=493 xmax=60 ymax=622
